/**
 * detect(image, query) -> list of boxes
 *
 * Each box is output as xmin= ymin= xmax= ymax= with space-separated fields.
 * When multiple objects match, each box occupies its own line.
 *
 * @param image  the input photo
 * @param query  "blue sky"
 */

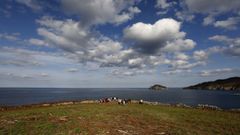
xmin=0 ymin=0 xmax=240 ymax=88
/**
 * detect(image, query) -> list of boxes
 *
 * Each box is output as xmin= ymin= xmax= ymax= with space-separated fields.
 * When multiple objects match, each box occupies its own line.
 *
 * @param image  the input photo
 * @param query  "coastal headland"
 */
xmin=0 ymin=98 xmax=240 ymax=135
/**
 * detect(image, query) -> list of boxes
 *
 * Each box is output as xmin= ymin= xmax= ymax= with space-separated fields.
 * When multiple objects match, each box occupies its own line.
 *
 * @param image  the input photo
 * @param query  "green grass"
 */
xmin=0 ymin=103 xmax=240 ymax=135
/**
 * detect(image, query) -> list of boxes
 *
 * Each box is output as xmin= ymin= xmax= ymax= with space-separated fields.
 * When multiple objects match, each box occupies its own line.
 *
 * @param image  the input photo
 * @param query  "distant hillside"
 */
xmin=149 ymin=84 xmax=167 ymax=90
xmin=184 ymin=77 xmax=240 ymax=91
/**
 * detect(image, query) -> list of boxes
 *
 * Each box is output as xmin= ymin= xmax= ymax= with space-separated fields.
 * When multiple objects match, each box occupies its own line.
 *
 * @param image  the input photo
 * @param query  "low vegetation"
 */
xmin=0 ymin=103 xmax=240 ymax=135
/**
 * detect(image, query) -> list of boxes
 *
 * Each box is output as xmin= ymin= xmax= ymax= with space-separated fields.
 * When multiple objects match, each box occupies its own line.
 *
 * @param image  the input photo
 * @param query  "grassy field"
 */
xmin=0 ymin=103 xmax=240 ymax=135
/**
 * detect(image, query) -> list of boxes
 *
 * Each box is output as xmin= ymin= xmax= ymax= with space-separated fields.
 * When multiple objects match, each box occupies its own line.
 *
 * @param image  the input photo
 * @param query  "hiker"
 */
xmin=118 ymin=99 xmax=122 ymax=104
xmin=139 ymin=99 xmax=143 ymax=104
xmin=122 ymin=100 xmax=126 ymax=105
xmin=113 ymin=97 xmax=117 ymax=101
xmin=125 ymin=99 xmax=131 ymax=104
xmin=107 ymin=98 xmax=111 ymax=102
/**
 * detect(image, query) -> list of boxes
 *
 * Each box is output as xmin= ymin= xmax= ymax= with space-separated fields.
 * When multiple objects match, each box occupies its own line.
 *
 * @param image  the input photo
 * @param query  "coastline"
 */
xmin=1 ymin=98 xmax=240 ymax=112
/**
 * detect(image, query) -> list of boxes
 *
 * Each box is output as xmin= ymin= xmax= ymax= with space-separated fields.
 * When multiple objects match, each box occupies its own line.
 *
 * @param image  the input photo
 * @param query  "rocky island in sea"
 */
xmin=149 ymin=84 xmax=167 ymax=90
xmin=184 ymin=77 xmax=240 ymax=91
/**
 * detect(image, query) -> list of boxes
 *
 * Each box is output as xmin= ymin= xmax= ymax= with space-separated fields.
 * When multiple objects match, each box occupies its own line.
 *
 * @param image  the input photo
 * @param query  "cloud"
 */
xmin=35 ymin=17 xmax=138 ymax=70
xmin=36 ymin=16 xmax=89 ymax=52
xmin=36 ymin=17 xmax=128 ymax=68
xmin=61 ymin=0 xmax=141 ymax=26
xmin=213 ymin=17 xmax=240 ymax=30
xmin=111 ymin=68 xmax=155 ymax=77
xmin=0 ymin=33 xmax=20 ymax=41
xmin=203 ymin=15 xmax=215 ymax=25
xmin=174 ymin=53 xmax=189 ymax=61
xmin=124 ymin=18 xmax=183 ymax=42
xmin=0 ymin=46 xmax=106 ymax=87
xmin=191 ymin=46 xmax=226 ymax=63
xmin=36 ymin=17 xmax=130 ymax=66
xmin=128 ymin=58 xmax=144 ymax=69
xmin=67 ymin=68 xmax=78 ymax=73
xmin=124 ymin=18 xmax=195 ymax=54
xmin=209 ymin=35 xmax=233 ymax=42
xmin=35 ymin=17 xmax=174 ymax=71
xmin=181 ymin=0 xmax=240 ymax=26
xmin=22 ymin=74 xmax=33 ymax=79
xmin=156 ymin=11 xmax=168 ymax=15
xmin=162 ymin=54 xmax=207 ymax=75
xmin=34 ymin=16 xmax=203 ymax=77
xmin=209 ymin=35 xmax=240 ymax=56
xmin=193 ymin=50 xmax=208 ymax=61
xmin=184 ymin=0 xmax=240 ymax=15
xmin=170 ymin=60 xmax=205 ymax=70
xmin=0 ymin=46 xmax=78 ymax=68
xmin=155 ymin=0 xmax=171 ymax=9
xmin=199 ymin=68 xmax=237 ymax=77
xmin=100 ymin=50 xmax=170 ymax=70
xmin=0 ymin=4 xmax=12 ymax=18
xmin=0 ymin=47 xmax=44 ymax=67
xmin=155 ymin=0 xmax=176 ymax=15
xmin=40 ymin=72 xmax=49 ymax=77
xmin=113 ymin=6 xmax=141 ymax=25
xmin=162 ymin=39 xmax=196 ymax=52
xmin=28 ymin=38 xmax=48 ymax=46
xmin=162 ymin=69 xmax=191 ymax=75
xmin=1 ymin=72 xmax=50 ymax=81
xmin=16 ymin=0 xmax=42 ymax=11
xmin=175 ymin=11 xmax=195 ymax=22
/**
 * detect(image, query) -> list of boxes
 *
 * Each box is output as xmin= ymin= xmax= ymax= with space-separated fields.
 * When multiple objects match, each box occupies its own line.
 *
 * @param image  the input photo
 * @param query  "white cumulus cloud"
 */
xmin=61 ymin=0 xmax=141 ymax=26
xmin=124 ymin=18 xmax=195 ymax=54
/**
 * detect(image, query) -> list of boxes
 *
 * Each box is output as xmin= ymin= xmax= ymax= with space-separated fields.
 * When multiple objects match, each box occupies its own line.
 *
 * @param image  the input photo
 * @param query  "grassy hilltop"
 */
xmin=0 ymin=103 xmax=240 ymax=135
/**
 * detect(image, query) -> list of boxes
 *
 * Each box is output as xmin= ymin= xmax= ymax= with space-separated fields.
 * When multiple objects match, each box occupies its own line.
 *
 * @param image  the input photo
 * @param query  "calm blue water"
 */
xmin=0 ymin=88 xmax=240 ymax=109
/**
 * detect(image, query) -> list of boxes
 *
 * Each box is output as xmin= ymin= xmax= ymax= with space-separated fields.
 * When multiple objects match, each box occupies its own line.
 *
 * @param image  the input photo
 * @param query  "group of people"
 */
xmin=99 ymin=97 xmax=143 ymax=105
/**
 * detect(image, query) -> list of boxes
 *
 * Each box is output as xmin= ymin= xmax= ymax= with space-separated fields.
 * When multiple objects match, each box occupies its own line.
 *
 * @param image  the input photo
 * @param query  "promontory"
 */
xmin=184 ymin=77 xmax=240 ymax=91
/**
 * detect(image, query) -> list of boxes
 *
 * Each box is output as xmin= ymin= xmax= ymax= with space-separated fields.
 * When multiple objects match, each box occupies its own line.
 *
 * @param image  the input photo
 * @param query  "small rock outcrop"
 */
xmin=149 ymin=84 xmax=167 ymax=90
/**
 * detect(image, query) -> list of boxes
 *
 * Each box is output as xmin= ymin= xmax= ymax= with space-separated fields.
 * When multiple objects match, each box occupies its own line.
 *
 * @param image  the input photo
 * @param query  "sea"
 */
xmin=0 ymin=88 xmax=240 ymax=109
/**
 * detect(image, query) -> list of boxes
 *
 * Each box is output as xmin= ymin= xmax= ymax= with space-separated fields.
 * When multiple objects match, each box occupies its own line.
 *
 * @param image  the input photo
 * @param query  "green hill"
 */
xmin=184 ymin=77 xmax=240 ymax=91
